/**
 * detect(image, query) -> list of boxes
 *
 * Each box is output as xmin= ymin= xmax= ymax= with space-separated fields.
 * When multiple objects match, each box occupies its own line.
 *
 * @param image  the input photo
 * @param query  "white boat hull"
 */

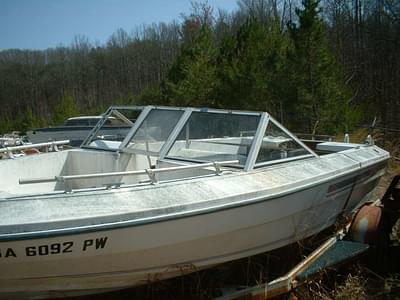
xmin=0 ymin=163 xmax=385 ymax=299
xmin=0 ymin=105 xmax=390 ymax=299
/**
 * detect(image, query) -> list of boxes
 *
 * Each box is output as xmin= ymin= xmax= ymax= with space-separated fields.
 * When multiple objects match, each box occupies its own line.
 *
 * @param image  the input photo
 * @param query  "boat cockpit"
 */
xmin=0 ymin=106 xmax=331 ymax=196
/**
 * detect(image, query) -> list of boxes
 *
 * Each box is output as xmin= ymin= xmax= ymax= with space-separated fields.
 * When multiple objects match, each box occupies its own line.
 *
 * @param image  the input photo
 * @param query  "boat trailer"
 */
xmin=215 ymin=175 xmax=400 ymax=300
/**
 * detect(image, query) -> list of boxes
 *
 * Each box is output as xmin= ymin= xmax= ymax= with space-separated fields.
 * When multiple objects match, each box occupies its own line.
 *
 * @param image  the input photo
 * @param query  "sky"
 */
xmin=0 ymin=0 xmax=238 ymax=50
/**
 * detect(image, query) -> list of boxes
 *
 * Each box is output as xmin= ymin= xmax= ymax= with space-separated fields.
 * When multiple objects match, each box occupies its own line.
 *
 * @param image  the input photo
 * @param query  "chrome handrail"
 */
xmin=19 ymin=160 xmax=239 ymax=185
xmin=0 ymin=140 xmax=70 ymax=153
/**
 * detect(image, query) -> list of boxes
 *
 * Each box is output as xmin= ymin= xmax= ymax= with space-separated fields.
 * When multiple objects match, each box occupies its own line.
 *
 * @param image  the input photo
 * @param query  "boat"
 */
xmin=0 ymin=131 xmax=27 ymax=148
xmin=26 ymin=115 xmax=133 ymax=146
xmin=0 ymin=105 xmax=389 ymax=299
xmin=0 ymin=140 xmax=70 ymax=160
xmin=0 ymin=132 xmax=33 ymax=159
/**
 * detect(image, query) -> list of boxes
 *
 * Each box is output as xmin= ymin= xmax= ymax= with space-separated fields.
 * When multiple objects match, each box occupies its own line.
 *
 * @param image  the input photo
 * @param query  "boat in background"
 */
xmin=0 ymin=139 xmax=70 ymax=160
xmin=26 ymin=115 xmax=133 ymax=146
xmin=0 ymin=132 xmax=32 ymax=159
xmin=0 ymin=131 xmax=27 ymax=147
xmin=0 ymin=105 xmax=389 ymax=299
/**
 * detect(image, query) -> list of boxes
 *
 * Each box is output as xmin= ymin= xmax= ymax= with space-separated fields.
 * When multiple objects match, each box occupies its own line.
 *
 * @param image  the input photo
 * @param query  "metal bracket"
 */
xmin=146 ymin=169 xmax=157 ymax=184
xmin=213 ymin=162 xmax=222 ymax=175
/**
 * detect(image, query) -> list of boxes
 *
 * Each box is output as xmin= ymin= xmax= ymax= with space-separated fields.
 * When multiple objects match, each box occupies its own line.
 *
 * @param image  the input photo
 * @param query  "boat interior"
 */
xmin=0 ymin=106 xmax=366 ymax=197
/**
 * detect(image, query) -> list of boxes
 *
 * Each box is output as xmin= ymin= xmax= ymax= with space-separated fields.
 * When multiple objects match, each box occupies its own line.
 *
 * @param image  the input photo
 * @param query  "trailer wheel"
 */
xmin=348 ymin=205 xmax=390 ymax=270
xmin=348 ymin=205 xmax=383 ymax=245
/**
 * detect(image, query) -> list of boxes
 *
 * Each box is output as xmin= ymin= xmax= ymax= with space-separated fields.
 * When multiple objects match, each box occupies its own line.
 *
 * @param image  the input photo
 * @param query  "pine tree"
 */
xmin=215 ymin=19 xmax=292 ymax=116
xmin=53 ymin=94 xmax=80 ymax=125
xmin=19 ymin=108 xmax=35 ymax=134
xmin=288 ymin=0 xmax=352 ymax=134
xmin=165 ymin=25 xmax=219 ymax=107
xmin=0 ymin=117 xmax=12 ymax=135
xmin=137 ymin=85 xmax=163 ymax=105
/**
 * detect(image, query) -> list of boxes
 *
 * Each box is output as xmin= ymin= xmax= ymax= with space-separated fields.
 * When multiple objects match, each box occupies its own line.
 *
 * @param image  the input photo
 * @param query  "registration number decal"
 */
xmin=0 ymin=236 xmax=108 ymax=259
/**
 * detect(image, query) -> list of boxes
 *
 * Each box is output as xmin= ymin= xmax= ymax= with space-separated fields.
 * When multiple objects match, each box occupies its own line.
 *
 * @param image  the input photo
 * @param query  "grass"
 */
xmin=295 ymin=131 xmax=400 ymax=300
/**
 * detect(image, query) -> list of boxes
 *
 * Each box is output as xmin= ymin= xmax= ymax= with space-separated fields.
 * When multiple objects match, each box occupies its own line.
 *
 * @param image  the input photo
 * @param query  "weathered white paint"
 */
xmin=0 ymin=106 xmax=390 ymax=298
xmin=0 ymin=145 xmax=388 ymax=298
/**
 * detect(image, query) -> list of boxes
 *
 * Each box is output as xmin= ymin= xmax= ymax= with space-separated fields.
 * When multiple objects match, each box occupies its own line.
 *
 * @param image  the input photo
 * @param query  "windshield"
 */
xmin=255 ymin=119 xmax=310 ymax=165
xmin=124 ymin=108 xmax=184 ymax=155
xmin=81 ymin=105 xmax=314 ymax=170
xmin=166 ymin=111 xmax=260 ymax=165
xmin=81 ymin=107 xmax=141 ymax=149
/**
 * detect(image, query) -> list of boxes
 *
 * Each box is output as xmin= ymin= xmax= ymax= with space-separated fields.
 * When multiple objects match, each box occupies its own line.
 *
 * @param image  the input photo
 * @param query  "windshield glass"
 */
xmin=256 ymin=119 xmax=309 ymax=164
xmin=124 ymin=108 xmax=184 ymax=155
xmin=166 ymin=111 xmax=260 ymax=165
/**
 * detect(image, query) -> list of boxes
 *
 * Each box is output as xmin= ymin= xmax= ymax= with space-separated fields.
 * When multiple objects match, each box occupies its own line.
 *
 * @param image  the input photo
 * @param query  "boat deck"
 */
xmin=0 ymin=145 xmax=388 ymax=240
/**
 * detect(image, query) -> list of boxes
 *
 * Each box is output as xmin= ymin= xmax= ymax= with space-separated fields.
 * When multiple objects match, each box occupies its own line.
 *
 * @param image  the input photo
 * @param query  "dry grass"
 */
xmin=296 ymin=134 xmax=400 ymax=300
xmin=295 ymin=264 xmax=400 ymax=300
xmin=332 ymin=273 xmax=367 ymax=300
xmin=295 ymin=266 xmax=368 ymax=300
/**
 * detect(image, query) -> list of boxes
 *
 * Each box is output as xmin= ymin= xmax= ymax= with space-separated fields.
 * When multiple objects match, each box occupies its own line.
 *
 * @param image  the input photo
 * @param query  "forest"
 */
xmin=0 ymin=0 xmax=399 ymax=139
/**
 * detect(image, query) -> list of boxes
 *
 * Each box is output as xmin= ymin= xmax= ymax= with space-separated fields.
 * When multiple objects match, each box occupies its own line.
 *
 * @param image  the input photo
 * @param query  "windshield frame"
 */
xmin=80 ymin=105 xmax=143 ymax=151
xmin=160 ymin=108 xmax=264 ymax=168
xmin=119 ymin=106 xmax=187 ymax=156
xmin=80 ymin=105 xmax=317 ymax=170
